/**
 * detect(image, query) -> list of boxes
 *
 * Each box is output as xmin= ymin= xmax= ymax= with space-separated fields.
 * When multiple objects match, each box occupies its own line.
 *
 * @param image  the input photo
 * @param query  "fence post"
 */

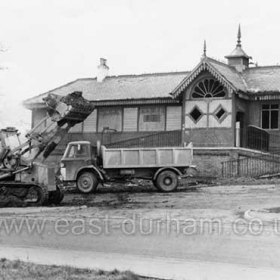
xmin=237 ymin=158 xmax=240 ymax=177
xmin=236 ymin=122 xmax=240 ymax=147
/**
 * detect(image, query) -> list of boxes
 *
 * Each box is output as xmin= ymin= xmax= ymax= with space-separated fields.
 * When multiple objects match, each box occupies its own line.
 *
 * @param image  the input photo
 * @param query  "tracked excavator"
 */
xmin=0 ymin=91 xmax=94 ymax=207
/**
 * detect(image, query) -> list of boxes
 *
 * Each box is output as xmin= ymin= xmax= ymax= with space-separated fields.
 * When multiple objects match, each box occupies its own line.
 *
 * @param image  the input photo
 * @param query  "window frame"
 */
xmin=261 ymin=103 xmax=279 ymax=130
xmin=191 ymin=77 xmax=227 ymax=99
xmin=189 ymin=106 xmax=203 ymax=123
xmin=138 ymin=106 xmax=166 ymax=131
xmin=97 ymin=107 xmax=123 ymax=132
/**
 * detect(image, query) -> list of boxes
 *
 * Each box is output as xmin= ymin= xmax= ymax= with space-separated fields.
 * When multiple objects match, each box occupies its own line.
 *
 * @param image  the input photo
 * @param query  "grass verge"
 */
xmin=0 ymin=258 xmax=158 ymax=280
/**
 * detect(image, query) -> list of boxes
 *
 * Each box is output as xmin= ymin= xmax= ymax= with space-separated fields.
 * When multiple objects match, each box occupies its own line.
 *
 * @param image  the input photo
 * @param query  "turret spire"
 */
xmin=237 ymin=24 xmax=241 ymax=47
xmin=225 ymin=24 xmax=251 ymax=72
xmin=202 ymin=40 xmax=207 ymax=58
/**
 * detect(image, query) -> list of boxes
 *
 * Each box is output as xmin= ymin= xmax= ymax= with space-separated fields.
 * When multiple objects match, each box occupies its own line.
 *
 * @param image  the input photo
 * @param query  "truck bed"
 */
xmin=101 ymin=145 xmax=193 ymax=169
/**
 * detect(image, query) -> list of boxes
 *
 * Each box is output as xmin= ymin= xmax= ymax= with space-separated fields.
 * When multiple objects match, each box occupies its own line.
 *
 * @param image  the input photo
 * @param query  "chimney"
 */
xmin=97 ymin=58 xmax=109 ymax=82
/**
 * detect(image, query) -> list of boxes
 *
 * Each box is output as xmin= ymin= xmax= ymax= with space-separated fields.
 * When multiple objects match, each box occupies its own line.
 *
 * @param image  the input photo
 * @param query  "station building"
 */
xmin=23 ymin=27 xmax=280 ymax=176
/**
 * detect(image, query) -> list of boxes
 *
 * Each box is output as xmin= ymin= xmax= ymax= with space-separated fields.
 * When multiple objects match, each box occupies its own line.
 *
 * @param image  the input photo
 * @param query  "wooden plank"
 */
xmin=166 ymin=106 xmax=182 ymax=130
xmin=123 ymin=107 xmax=138 ymax=131
xmin=84 ymin=110 xmax=97 ymax=132
xmin=69 ymin=122 xmax=83 ymax=133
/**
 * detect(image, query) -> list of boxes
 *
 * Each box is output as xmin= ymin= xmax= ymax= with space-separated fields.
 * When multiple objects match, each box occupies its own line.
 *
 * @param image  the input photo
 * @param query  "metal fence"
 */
xmin=222 ymin=154 xmax=280 ymax=178
xmin=222 ymin=125 xmax=280 ymax=178
xmin=245 ymin=125 xmax=269 ymax=151
xmin=105 ymin=130 xmax=182 ymax=148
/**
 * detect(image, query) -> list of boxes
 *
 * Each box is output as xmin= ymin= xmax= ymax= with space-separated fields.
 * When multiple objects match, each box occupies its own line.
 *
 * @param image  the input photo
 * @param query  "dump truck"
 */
xmin=0 ymin=91 xmax=94 ymax=207
xmin=60 ymin=141 xmax=195 ymax=193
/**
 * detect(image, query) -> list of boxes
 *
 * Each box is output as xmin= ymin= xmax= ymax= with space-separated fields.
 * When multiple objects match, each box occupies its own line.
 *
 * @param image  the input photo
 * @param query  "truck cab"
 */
xmin=60 ymin=141 xmax=103 ymax=193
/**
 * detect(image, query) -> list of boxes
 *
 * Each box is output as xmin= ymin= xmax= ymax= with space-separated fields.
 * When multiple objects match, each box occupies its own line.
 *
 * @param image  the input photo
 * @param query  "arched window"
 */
xmin=192 ymin=78 xmax=226 ymax=98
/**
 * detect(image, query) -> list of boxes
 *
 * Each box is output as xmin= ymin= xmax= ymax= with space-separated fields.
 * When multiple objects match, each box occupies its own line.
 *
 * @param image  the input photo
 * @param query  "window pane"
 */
xmin=98 ymin=107 xmax=122 ymax=132
xmin=262 ymin=104 xmax=269 ymax=110
xmin=190 ymin=107 xmax=202 ymax=122
xmin=139 ymin=106 xmax=165 ymax=131
xmin=271 ymin=104 xmax=279 ymax=109
xmin=262 ymin=111 xmax=269 ymax=129
xmin=192 ymin=78 xmax=226 ymax=98
xmin=143 ymin=114 xmax=161 ymax=122
xmin=271 ymin=110 xmax=279 ymax=129
xmin=216 ymin=108 xmax=226 ymax=120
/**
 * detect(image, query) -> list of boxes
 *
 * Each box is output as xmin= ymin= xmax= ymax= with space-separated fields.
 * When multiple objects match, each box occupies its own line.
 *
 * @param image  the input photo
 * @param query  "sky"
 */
xmin=0 ymin=0 xmax=280 ymax=131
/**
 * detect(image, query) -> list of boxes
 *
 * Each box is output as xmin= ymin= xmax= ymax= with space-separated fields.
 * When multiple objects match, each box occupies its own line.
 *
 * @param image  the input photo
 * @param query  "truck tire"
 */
xmin=77 ymin=171 xmax=98 ymax=194
xmin=48 ymin=186 xmax=64 ymax=205
xmin=155 ymin=170 xmax=178 ymax=192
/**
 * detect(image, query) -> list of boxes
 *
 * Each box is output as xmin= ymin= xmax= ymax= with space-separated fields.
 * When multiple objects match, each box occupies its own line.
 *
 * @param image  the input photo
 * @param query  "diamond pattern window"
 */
xmin=190 ymin=107 xmax=202 ymax=123
xmin=214 ymin=105 xmax=227 ymax=123
xmin=192 ymin=78 xmax=226 ymax=98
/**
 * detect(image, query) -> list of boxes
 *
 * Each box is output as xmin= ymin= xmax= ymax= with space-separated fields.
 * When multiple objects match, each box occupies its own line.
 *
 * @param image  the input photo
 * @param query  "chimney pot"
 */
xmin=97 ymin=57 xmax=109 ymax=82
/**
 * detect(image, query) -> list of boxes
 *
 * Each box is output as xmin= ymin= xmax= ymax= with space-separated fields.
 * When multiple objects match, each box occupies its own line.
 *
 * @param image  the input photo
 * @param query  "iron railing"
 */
xmin=221 ymin=125 xmax=280 ymax=177
xmin=105 ymin=130 xmax=182 ymax=148
xmin=222 ymin=152 xmax=280 ymax=178
xmin=245 ymin=125 xmax=269 ymax=151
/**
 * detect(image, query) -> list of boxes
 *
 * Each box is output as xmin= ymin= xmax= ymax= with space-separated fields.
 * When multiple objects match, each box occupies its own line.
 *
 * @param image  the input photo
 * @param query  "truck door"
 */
xmin=60 ymin=143 xmax=91 ymax=181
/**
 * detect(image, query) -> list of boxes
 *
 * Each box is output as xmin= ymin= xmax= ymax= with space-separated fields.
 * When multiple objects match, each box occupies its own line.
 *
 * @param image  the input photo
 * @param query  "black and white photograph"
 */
xmin=1 ymin=0 xmax=280 ymax=279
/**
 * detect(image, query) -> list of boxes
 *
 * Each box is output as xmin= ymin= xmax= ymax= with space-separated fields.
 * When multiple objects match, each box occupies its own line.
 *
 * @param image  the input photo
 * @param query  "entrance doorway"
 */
xmin=236 ymin=112 xmax=245 ymax=147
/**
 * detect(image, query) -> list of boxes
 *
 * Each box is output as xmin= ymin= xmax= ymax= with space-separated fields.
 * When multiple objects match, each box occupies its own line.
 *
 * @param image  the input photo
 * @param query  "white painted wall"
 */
xmin=185 ymin=99 xmax=232 ymax=128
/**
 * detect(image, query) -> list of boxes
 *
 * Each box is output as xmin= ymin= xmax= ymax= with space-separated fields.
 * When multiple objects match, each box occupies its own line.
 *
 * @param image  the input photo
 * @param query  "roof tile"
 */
xmin=243 ymin=66 xmax=280 ymax=93
xmin=23 ymin=59 xmax=280 ymax=108
xmin=23 ymin=72 xmax=188 ymax=106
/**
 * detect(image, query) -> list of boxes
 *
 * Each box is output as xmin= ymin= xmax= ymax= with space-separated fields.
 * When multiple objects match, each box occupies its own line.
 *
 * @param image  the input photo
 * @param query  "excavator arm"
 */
xmin=0 ymin=91 xmax=94 ymax=171
xmin=24 ymin=91 xmax=94 ymax=163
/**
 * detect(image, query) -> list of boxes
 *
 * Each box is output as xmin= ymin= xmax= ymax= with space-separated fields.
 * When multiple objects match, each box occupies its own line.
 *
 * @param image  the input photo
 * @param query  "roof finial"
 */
xmin=203 ymin=39 xmax=207 ymax=57
xmin=237 ymin=24 xmax=241 ymax=47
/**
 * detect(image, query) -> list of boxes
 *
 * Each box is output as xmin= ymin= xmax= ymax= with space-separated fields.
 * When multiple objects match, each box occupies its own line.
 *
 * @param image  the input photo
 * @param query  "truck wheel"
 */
xmin=48 ymin=186 xmax=64 ymax=205
xmin=77 ymin=172 xmax=98 ymax=193
xmin=155 ymin=170 xmax=178 ymax=192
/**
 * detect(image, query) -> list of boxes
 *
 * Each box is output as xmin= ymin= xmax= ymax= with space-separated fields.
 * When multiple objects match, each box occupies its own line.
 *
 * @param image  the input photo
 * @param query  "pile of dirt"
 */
xmin=0 ymin=195 xmax=26 ymax=207
xmin=217 ymin=176 xmax=280 ymax=186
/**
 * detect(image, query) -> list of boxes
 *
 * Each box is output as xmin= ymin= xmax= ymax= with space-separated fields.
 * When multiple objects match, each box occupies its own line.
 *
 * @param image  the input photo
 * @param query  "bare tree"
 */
xmin=0 ymin=42 xmax=8 ymax=52
xmin=0 ymin=43 xmax=8 ymax=70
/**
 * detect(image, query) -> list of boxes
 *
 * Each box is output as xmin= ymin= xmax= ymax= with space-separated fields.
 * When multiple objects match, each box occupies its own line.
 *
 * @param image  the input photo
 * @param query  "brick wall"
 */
xmin=193 ymin=148 xmax=234 ymax=177
xmin=185 ymin=128 xmax=234 ymax=147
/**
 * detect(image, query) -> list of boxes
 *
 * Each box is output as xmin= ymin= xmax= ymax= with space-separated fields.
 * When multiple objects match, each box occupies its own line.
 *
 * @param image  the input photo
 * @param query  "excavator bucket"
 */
xmin=43 ymin=91 xmax=94 ymax=127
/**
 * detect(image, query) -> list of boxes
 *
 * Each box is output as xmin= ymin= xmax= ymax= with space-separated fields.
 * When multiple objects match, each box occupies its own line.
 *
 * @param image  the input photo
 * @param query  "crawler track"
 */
xmin=0 ymin=183 xmax=48 ymax=207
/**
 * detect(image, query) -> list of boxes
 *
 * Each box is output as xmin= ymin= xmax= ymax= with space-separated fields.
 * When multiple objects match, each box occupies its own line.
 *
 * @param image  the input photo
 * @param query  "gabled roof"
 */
xmin=171 ymin=57 xmax=247 ymax=98
xmin=172 ymin=56 xmax=280 ymax=98
xmin=23 ymin=72 xmax=188 ymax=109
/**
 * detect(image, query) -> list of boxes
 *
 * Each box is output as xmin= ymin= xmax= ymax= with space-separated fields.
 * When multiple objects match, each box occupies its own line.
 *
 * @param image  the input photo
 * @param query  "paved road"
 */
xmin=1 ymin=184 xmax=280 ymax=279
xmin=2 ymin=246 xmax=280 ymax=280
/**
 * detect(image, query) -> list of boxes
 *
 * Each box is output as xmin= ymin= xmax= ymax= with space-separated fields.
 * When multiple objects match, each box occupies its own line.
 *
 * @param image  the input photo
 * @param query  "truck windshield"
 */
xmin=66 ymin=144 xmax=89 ymax=158
xmin=5 ymin=134 xmax=21 ymax=150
